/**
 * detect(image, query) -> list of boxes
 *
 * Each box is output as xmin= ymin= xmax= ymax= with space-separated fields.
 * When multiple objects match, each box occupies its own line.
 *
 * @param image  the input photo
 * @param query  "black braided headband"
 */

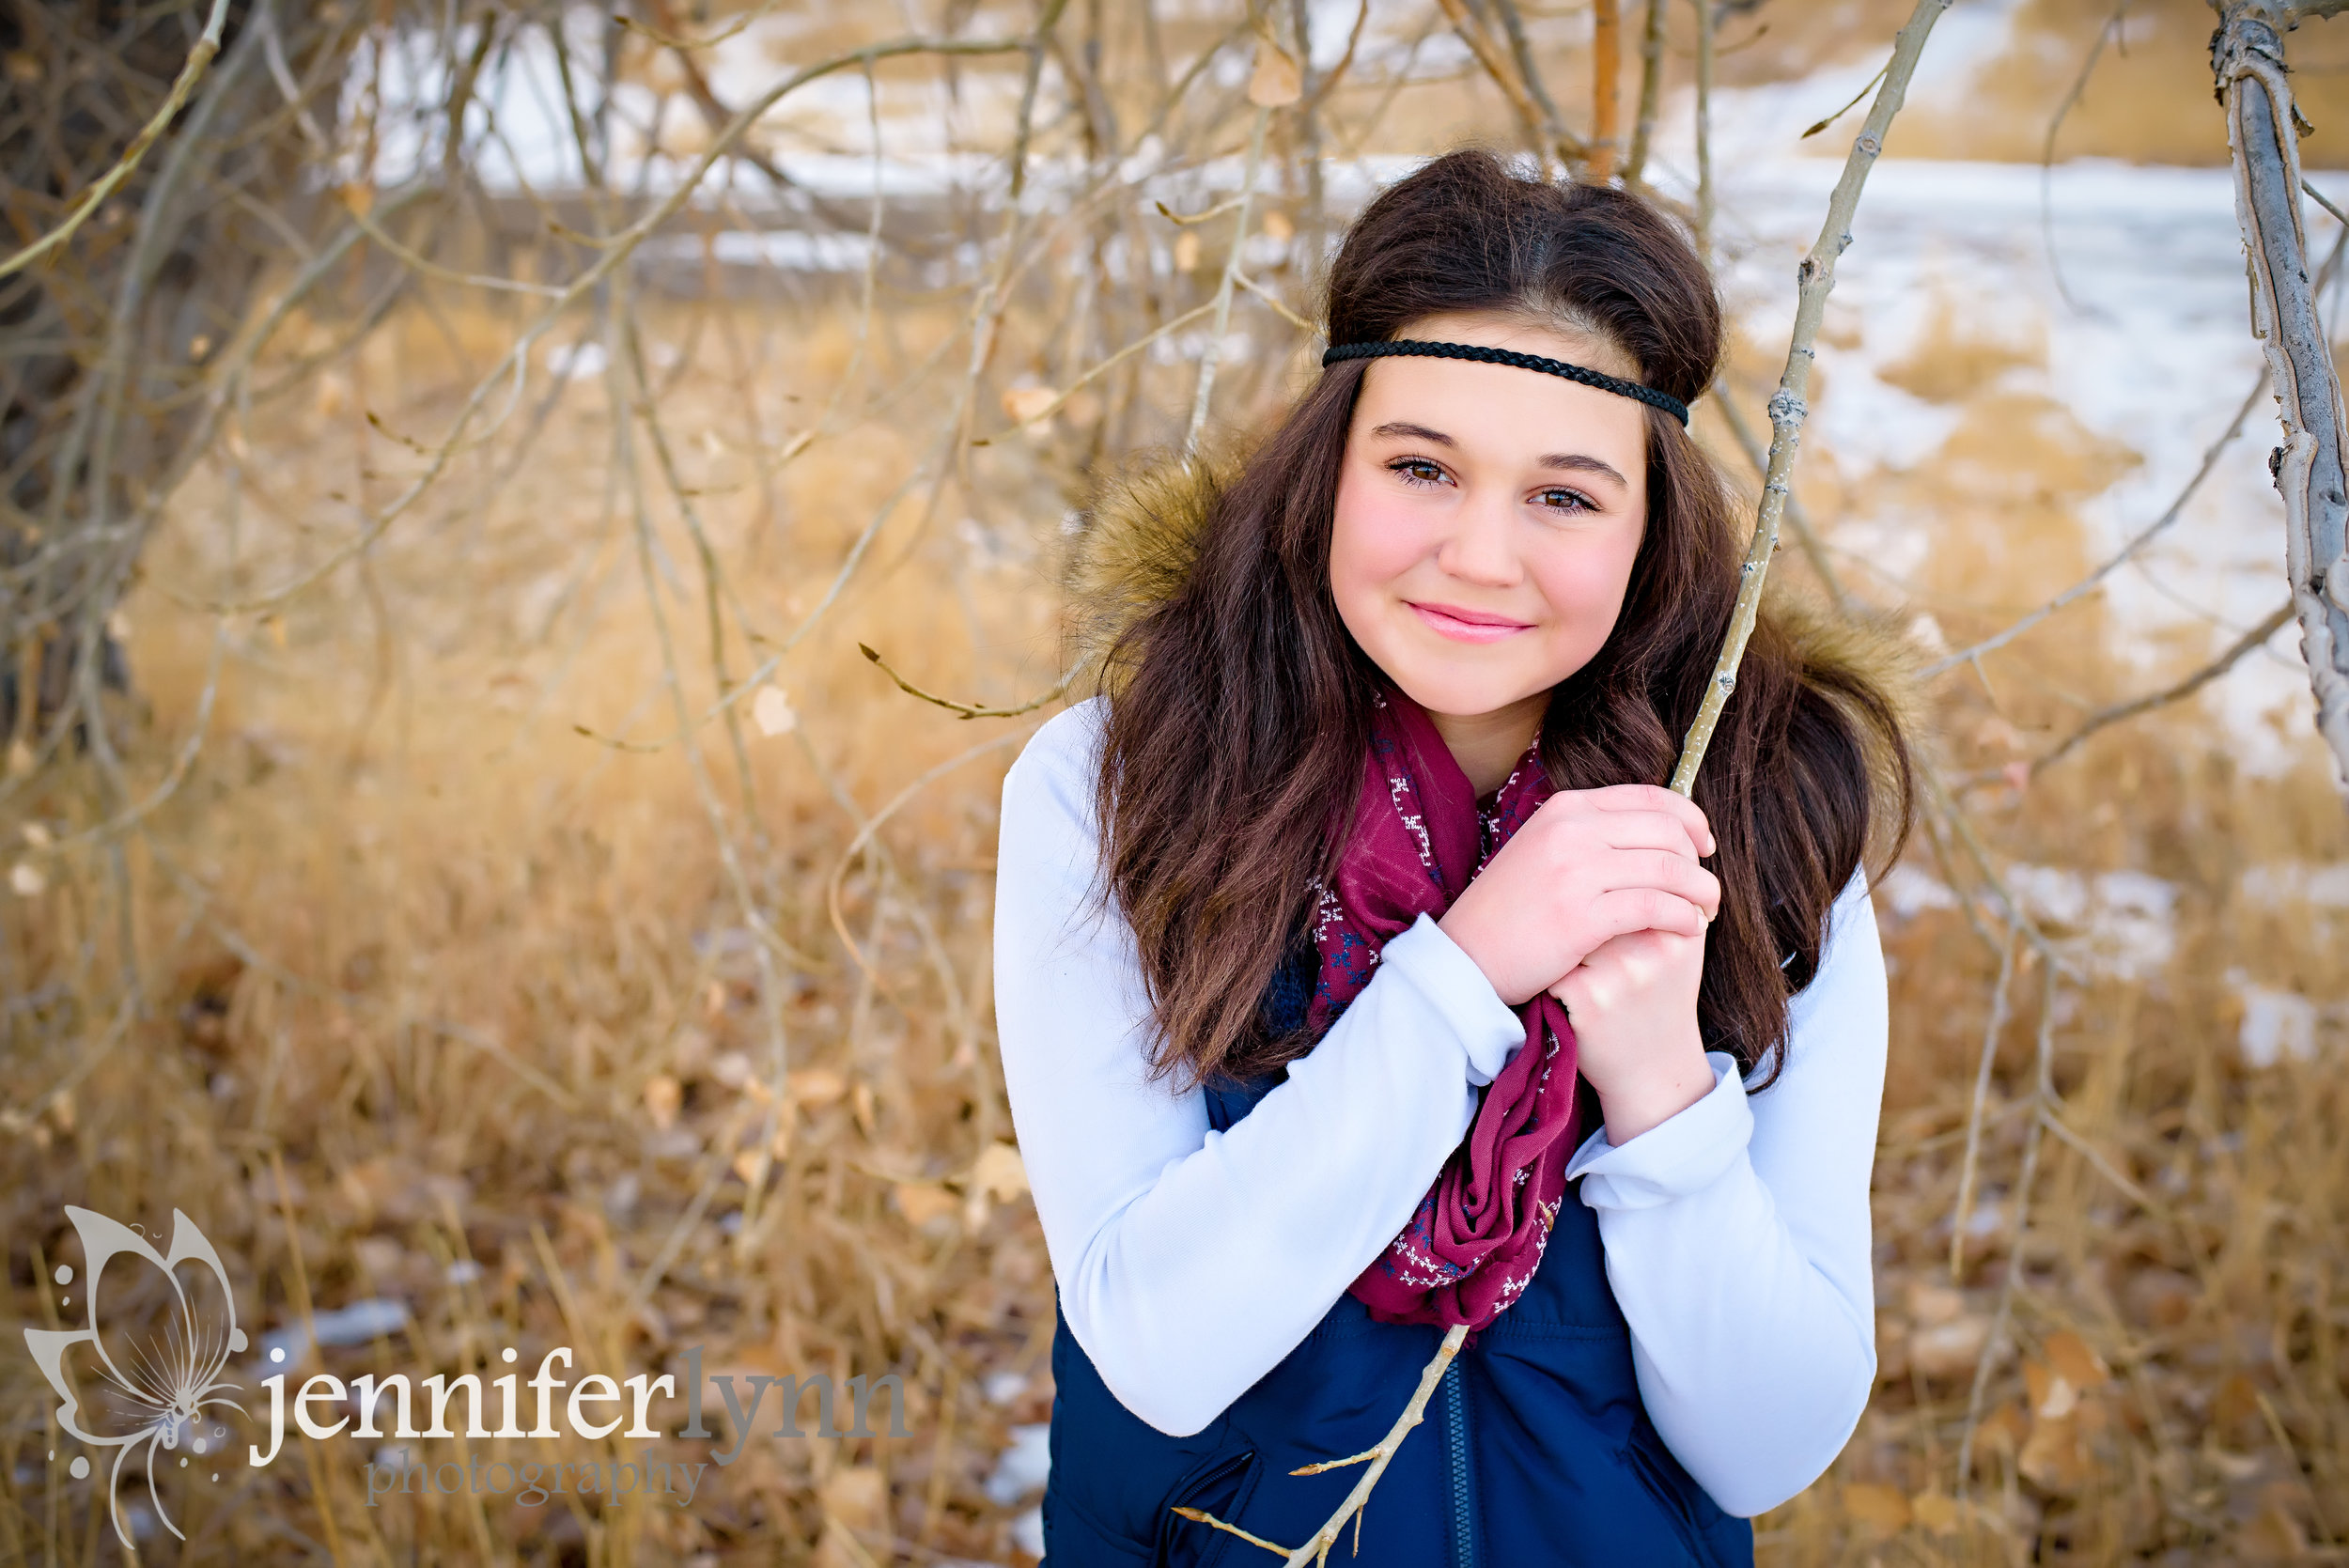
xmin=1321 ymin=339 xmax=1690 ymax=427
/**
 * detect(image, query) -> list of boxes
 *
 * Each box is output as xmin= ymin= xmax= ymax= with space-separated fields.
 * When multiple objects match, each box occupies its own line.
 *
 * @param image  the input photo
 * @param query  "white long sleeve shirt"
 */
xmin=991 ymin=697 xmax=1887 ymax=1518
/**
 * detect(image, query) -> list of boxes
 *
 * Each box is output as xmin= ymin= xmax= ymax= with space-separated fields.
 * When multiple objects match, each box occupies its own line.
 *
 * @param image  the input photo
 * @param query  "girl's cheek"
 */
xmin=1330 ymin=488 xmax=1433 ymax=598
xmin=1529 ymin=542 xmax=1639 ymax=644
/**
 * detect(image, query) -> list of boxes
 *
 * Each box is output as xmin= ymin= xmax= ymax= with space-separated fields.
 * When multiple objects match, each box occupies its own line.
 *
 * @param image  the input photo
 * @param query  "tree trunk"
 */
xmin=0 ymin=0 xmax=347 ymax=766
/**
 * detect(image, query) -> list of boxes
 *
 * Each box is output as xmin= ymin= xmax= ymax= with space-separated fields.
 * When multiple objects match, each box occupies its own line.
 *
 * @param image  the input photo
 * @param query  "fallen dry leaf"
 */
xmin=1907 ymin=1280 xmax=1967 ymax=1326
xmin=968 ymin=1141 xmax=1028 ymax=1203
xmin=1909 ymin=1315 xmax=1990 ymax=1378
xmin=790 ymin=1067 xmax=848 ymax=1109
xmin=642 ymin=1074 xmax=682 ymax=1131
xmin=2043 ymin=1329 xmax=2110 ymax=1392
xmin=753 ymin=685 xmax=797 ymax=737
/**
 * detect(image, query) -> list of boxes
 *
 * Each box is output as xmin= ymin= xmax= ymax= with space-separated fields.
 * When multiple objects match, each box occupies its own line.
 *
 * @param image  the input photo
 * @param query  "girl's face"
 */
xmin=1329 ymin=311 xmax=1651 ymax=728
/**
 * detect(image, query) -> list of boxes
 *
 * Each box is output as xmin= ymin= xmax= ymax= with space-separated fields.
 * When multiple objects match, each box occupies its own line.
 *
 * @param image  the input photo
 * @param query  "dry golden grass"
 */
xmin=8 ymin=6 xmax=2349 ymax=1566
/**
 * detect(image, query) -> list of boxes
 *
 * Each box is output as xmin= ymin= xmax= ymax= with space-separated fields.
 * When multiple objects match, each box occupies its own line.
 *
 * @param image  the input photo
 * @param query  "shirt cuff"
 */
xmin=1564 ymin=1050 xmax=1753 ymax=1209
xmin=1377 ymin=913 xmax=1526 ymax=1086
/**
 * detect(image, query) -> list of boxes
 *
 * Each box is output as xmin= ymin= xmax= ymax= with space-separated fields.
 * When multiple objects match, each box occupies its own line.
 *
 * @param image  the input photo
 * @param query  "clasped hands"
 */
xmin=1436 ymin=784 xmax=1721 ymax=1147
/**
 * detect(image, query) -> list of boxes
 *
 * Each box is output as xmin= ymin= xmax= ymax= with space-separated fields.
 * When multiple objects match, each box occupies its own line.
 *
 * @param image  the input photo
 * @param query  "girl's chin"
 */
xmin=1380 ymin=666 xmax=1558 ymax=723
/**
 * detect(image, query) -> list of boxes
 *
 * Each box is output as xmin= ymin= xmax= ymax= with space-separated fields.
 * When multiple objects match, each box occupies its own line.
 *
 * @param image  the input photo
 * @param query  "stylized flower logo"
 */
xmin=23 ymin=1207 xmax=249 ymax=1550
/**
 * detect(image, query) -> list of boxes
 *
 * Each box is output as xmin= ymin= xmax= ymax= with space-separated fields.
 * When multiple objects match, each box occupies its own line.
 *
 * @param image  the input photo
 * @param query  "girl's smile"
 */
xmin=1406 ymin=600 xmax=1536 ymax=642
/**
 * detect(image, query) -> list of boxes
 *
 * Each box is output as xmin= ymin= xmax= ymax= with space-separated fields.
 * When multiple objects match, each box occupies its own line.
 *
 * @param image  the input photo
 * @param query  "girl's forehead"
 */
xmin=1349 ymin=349 xmax=1650 ymax=459
xmin=1387 ymin=310 xmax=1641 ymax=380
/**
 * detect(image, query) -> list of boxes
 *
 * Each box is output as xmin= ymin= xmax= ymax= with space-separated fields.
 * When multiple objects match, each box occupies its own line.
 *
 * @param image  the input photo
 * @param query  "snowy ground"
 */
xmin=1696 ymin=147 xmax=2328 ymax=780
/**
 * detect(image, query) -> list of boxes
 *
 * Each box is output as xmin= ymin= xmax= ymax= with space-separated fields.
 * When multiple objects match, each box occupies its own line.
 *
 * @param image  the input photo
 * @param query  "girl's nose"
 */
xmin=1433 ymin=489 xmax=1520 ymax=588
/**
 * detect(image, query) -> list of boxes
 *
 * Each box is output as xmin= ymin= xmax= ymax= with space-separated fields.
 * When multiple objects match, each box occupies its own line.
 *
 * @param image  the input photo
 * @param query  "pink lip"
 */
xmin=1408 ymin=600 xmax=1534 ymax=644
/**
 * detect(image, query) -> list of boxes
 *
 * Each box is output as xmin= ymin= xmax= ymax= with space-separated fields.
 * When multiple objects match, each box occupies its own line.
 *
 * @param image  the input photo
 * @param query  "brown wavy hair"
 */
xmin=1092 ymin=148 xmax=1914 ymax=1093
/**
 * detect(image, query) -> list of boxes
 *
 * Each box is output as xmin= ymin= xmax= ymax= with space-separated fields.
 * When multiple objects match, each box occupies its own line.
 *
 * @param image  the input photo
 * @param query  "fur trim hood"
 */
xmin=1058 ymin=450 xmax=1239 ymax=685
xmin=1058 ymin=450 xmax=1930 ymax=776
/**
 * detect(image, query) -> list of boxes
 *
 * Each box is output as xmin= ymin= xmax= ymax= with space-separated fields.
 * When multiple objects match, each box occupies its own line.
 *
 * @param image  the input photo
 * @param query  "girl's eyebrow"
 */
xmin=1368 ymin=420 xmax=1454 ymax=445
xmin=1537 ymin=452 xmax=1629 ymax=489
xmin=1370 ymin=420 xmax=1628 ymax=490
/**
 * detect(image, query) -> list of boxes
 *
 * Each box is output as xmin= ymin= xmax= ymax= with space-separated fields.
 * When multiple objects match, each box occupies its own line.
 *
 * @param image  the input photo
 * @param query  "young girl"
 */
xmin=992 ymin=150 xmax=1914 ymax=1567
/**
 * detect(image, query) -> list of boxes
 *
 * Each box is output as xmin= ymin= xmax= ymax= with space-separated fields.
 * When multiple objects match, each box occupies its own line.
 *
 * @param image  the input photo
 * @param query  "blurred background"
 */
xmin=6 ymin=0 xmax=2349 ymax=1562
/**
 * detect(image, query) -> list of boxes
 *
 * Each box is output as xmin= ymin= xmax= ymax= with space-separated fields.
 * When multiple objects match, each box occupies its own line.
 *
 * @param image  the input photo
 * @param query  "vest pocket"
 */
xmin=1151 ymin=1447 xmax=1261 ymax=1568
xmin=1620 ymin=1430 xmax=1725 ymax=1568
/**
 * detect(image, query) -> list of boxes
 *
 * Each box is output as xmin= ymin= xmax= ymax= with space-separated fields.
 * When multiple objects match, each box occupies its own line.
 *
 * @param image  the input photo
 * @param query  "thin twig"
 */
xmin=860 ymin=644 xmax=1081 ymax=721
xmin=1009 ymin=0 xmax=1075 ymax=200
xmin=1670 ymin=0 xmax=1954 ymax=794
xmin=1235 ymin=270 xmax=1317 ymax=334
xmin=1950 ymin=929 xmax=2020 ymax=1279
xmin=826 ymin=733 xmax=1031 ymax=984
xmin=1184 ymin=105 xmax=1271 ymax=458
xmin=1926 ymin=370 xmax=2273 ymax=675
xmin=1626 ymin=0 xmax=1670 ymax=185
xmin=1492 ymin=0 xmax=1576 ymax=168
xmin=974 ymin=301 xmax=1220 ymax=444
xmin=1175 ymin=1324 xmax=1470 ymax=1567
xmin=2040 ymin=0 xmax=2132 ymax=311
xmin=1711 ymin=380 xmax=1854 ymax=610
xmin=0 ymin=0 xmax=233 ymax=280
xmin=2027 ymin=602 xmax=2295 ymax=778
xmin=1692 ymin=0 xmax=1716 ymax=257
xmin=1956 ymin=964 xmax=2058 ymax=1497
xmin=1433 ymin=0 xmax=1586 ymax=167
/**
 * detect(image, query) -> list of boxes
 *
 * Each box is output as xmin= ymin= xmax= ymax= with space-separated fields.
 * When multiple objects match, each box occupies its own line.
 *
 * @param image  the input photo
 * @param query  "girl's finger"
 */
xmin=1587 ymin=886 xmax=1708 ymax=943
xmin=1587 ymin=847 xmax=1720 ymax=918
xmin=1590 ymin=810 xmax=1703 ymax=862
xmin=1578 ymin=784 xmax=1715 ymax=853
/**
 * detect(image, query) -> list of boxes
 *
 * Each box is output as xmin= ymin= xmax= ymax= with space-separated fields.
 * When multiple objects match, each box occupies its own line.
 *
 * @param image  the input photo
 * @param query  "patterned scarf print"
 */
xmin=1308 ymin=689 xmax=1581 ymax=1333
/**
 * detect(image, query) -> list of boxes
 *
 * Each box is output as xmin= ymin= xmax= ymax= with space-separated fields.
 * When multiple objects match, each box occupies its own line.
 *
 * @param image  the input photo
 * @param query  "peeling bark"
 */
xmin=2213 ymin=0 xmax=2349 ymax=790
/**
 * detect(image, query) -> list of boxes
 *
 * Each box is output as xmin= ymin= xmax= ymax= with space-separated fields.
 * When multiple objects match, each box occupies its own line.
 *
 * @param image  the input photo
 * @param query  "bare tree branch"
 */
xmin=1670 ymin=0 xmax=1954 ymax=794
xmin=2213 ymin=0 xmax=2349 ymax=789
xmin=1625 ymin=0 xmax=1670 ymax=184
xmin=1433 ymin=0 xmax=1588 ymax=168
xmin=1590 ymin=0 xmax=1624 ymax=180
xmin=859 ymin=644 xmax=1079 ymax=721
xmin=1926 ymin=369 xmax=2273 ymax=676
xmin=2027 ymin=602 xmax=2296 ymax=778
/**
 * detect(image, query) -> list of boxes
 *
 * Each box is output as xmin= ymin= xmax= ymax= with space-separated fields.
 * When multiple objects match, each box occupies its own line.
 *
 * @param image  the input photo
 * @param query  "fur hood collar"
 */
xmin=1059 ymin=450 xmax=1237 ymax=681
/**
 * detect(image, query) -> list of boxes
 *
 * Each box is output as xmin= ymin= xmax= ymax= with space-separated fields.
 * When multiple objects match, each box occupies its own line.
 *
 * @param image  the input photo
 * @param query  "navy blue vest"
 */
xmin=1037 ymin=939 xmax=1755 ymax=1567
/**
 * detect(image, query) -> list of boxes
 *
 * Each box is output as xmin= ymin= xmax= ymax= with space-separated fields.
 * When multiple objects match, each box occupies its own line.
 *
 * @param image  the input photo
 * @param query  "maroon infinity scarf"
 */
xmin=1307 ymin=689 xmax=1582 ymax=1332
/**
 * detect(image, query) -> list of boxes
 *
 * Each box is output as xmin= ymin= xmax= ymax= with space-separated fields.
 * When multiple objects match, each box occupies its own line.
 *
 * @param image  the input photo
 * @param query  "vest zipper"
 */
xmin=1441 ymin=1359 xmax=1476 ymax=1568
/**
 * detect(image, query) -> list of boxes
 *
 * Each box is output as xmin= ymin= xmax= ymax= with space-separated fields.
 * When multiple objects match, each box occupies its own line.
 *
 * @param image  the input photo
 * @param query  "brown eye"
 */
xmin=1389 ymin=458 xmax=1448 ymax=488
xmin=1536 ymin=488 xmax=1595 ymax=513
